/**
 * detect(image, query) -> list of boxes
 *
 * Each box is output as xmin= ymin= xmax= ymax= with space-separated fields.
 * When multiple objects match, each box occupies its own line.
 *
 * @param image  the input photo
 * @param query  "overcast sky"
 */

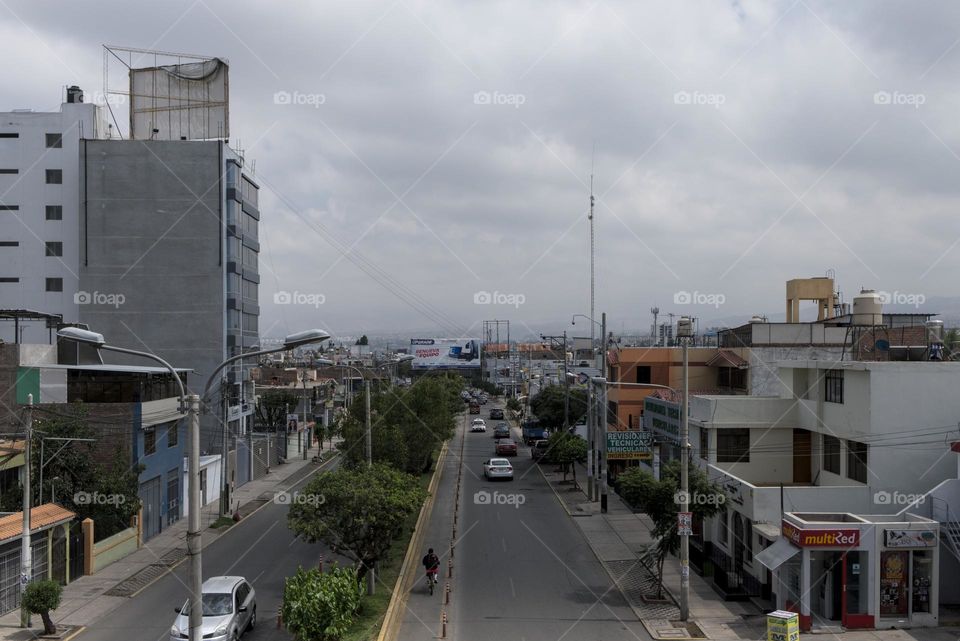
xmin=5 ymin=1 xmax=960 ymax=341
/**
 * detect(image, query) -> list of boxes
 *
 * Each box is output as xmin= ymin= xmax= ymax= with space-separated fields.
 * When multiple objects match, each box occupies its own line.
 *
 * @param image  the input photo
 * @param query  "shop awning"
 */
xmin=755 ymin=537 xmax=800 ymax=571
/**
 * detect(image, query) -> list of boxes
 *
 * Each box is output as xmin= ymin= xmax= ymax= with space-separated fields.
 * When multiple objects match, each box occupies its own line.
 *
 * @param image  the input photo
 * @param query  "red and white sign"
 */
xmin=782 ymin=521 xmax=859 ymax=547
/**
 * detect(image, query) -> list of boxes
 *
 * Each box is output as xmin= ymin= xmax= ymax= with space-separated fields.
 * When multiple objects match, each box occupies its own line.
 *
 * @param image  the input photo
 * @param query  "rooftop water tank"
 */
xmin=852 ymin=289 xmax=883 ymax=326
xmin=66 ymin=86 xmax=83 ymax=104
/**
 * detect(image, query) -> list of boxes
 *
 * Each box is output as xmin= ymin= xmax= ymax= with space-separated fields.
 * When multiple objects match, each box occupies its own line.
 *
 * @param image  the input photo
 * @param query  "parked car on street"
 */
xmin=495 ymin=439 xmax=517 ymax=456
xmin=531 ymin=439 xmax=550 ymax=461
xmin=170 ymin=575 xmax=256 ymax=641
xmin=489 ymin=408 xmax=504 ymax=420
xmin=483 ymin=458 xmax=514 ymax=480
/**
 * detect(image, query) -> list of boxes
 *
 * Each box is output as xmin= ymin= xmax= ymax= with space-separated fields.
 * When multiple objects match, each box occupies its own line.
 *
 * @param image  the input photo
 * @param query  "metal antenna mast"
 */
xmin=589 ymin=162 xmax=596 ymax=366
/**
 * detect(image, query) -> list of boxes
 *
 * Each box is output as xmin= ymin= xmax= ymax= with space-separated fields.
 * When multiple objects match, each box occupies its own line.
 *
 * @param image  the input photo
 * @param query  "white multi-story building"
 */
xmin=0 ymin=87 xmax=102 ymax=341
xmin=689 ymin=359 xmax=960 ymax=631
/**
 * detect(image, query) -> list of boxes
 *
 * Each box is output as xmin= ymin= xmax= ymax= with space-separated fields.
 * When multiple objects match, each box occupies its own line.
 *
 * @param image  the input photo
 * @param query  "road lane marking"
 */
xmin=509 ymin=576 xmax=516 ymax=597
xmin=501 ymin=537 xmax=507 ymax=552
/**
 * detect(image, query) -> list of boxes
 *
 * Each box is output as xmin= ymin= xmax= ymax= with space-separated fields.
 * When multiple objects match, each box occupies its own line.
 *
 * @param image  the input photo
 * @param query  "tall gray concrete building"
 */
xmin=78 ymin=138 xmax=261 ymax=463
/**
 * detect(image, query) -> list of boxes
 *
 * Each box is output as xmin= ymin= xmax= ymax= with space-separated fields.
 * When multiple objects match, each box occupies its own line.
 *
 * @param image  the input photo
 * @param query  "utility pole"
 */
xmin=187 ymin=393 xmax=203 ymax=641
xmin=20 ymin=395 xmax=32 ymax=628
xmin=563 ymin=331 xmax=570 ymax=430
xmin=589 ymin=173 xmax=596 ymax=368
xmin=365 ymin=379 xmax=372 ymax=466
xmin=219 ymin=375 xmax=230 ymax=518
xmin=600 ymin=312 xmax=608 ymax=511
xmin=678 ymin=316 xmax=694 ymax=621
xmin=303 ymin=372 xmax=309 ymax=461
xmin=599 ymin=312 xmax=606 ymax=503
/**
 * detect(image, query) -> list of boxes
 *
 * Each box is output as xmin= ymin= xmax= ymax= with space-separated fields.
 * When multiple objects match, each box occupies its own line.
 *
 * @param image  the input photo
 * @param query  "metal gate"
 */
xmin=69 ymin=522 xmax=84 ymax=581
xmin=0 ymin=542 xmax=20 ymax=614
xmin=31 ymin=537 xmax=48 ymax=582
xmin=139 ymin=476 xmax=162 ymax=541
xmin=50 ymin=527 xmax=67 ymax=585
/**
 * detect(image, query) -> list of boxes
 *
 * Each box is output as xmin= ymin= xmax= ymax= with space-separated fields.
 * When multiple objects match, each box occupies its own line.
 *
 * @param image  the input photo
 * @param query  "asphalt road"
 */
xmin=401 ymin=399 xmax=651 ymax=641
xmin=77 ymin=459 xmax=347 ymax=641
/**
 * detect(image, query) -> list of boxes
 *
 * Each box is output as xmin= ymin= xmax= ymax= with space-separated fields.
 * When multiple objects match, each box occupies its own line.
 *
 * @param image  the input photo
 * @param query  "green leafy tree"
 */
xmin=23 ymin=580 xmax=62 ymax=635
xmin=356 ymin=335 xmax=368 ymax=346
xmin=530 ymin=385 xmax=588 ymax=429
xmin=505 ymin=397 xmax=522 ymax=413
xmin=545 ymin=432 xmax=587 ymax=483
xmin=475 ymin=380 xmax=502 ymax=396
xmin=1 ymin=407 xmax=142 ymax=540
xmin=616 ymin=461 xmax=725 ymax=598
xmin=256 ymin=390 xmax=301 ymax=431
xmin=338 ymin=376 xmax=460 ymax=473
xmin=287 ymin=464 xmax=426 ymax=584
xmin=945 ymin=328 xmax=960 ymax=359
xmin=282 ymin=565 xmax=362 ymax=641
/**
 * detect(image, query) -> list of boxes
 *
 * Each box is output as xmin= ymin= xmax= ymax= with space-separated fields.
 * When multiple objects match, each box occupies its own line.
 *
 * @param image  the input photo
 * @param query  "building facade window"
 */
xmin=0 ymin=204 xmax=19 ymax=211
xmin=823 ymin=434 xmax=841 ymax=474
xmin=0 ymin=133 xmax=18 ymax=138
xmin=144 ymin=426 xmax=156 ymax=456
xmin=0 ymin=241 xmax=18 ymax=247
xmin=45 ymin=278 xmax=62 ymax=292
xmin=717 ymin=428 xmax=750 ymax=463
xmin=847 ymin=440 xmax=868 ymax=483
xmin=45 ymin=133 xmax=62 ymax=148
xmin=45 ymin=169 xmax=62 ymax=184
xmin=635 ymin=365 xmax=651 ymax=384
xmin=699 ymin=427 xmax=709 ymax=460
xmin=45 ymin=205 xmax=62 ymax=220
xmin=0 ymin=169 xmax=18 ymax=175
xmin=45 ymin=241 xmax=62 ymax=257
xmin=166 ymin=468 xmax=180 ymax=526
xmin=717 ymin=508 xmax=729 ymax=547
xmin=168 ymin=422 xmax=179 ymax=447
xmin=0 ymin=277 xmax=21 ymax=283
xmin=825 ymin=369 xmax=843 ymax=403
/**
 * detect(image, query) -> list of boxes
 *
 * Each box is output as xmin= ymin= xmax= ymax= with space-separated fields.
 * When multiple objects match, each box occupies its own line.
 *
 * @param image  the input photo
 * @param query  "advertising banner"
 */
xmin=766 ymin=610 xmax=799 ymax=641
xmin=781 ymin=521 xmax=859 ymax=547
xmin=606 ymin=430 xmax=654 ymax=460
xmin=410 ymin=338 xmax=481 ymax=370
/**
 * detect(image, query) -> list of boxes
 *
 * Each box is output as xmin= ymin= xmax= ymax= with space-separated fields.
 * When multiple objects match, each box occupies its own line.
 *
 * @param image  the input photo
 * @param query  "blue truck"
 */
xmin=521 ymin=417 xmax=549 ymax=445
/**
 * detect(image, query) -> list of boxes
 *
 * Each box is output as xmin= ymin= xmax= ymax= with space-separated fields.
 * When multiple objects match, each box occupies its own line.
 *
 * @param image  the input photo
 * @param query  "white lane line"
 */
xmin=501 ymin=537 xmax=507 ymax=553
xmin=509 ymin=576 xmax=516 ymax=598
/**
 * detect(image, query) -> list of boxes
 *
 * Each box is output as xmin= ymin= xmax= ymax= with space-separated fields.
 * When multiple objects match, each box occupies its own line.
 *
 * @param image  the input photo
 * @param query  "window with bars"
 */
xmin=45 ymin=241 xmax=62 ymax=257
xmin=45 ymin=133 xmax=62 ymax=148
xmin=45 ymin=169 xmax=62 ymax=184
xmin=717 ymin=428 xmax=750 ymax=463
xmin=825 ymin=369 xmax=843 ymax=404
xmin=823 ymin=434 xmax=841 ymax=474
xmin=45 ymin=205 xmax=62 ymax=220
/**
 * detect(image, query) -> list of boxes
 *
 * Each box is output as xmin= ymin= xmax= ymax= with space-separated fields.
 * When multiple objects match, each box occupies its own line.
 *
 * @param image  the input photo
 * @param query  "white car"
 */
xmin=171 ymin=576 xmax=256 ymax=640
xmin=471 ymin=418 xmax=486 ymax=432
xmin=483 ymin=458 xmax=514 ymax=480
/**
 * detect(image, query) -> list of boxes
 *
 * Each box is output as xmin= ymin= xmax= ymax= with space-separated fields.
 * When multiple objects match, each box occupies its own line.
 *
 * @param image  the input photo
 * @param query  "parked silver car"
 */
xmin=170 ymin=576 xmax=256 ymax=641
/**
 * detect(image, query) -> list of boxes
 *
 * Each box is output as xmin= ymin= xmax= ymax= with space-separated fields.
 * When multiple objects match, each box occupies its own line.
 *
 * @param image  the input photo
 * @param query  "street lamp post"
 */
xmin=57 ymin=327 xmax=330 ymax=641
xmin=677 ymin=316 xmax=694 ymax=621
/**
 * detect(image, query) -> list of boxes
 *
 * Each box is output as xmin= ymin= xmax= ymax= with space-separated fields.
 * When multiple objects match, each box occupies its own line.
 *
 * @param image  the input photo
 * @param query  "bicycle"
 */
xmin=426 ymin=568 xmax=438 ymax=595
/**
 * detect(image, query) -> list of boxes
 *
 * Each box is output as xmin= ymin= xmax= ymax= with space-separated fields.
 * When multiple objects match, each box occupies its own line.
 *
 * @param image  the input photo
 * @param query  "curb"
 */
xmin=376 ymin=439 xmax=449 ymax=641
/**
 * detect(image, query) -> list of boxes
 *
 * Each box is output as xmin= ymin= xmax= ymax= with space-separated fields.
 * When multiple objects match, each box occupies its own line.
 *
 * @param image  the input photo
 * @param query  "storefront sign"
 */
xmin=766 ymin=610 xmax=799 ymax=641
xmin=606 ymin=430 xmax=654 ymax=460
xmin=884 ymin=529 xmax=937 ymax=548
xmin=781 ymin=521 xmax=859 ymax=547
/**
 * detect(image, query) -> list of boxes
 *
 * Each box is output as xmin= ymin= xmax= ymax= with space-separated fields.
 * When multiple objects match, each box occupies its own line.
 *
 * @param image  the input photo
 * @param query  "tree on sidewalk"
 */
xmin=22 ymin=580 xmax=62 ymax=635
xmin=545 ymin=432 xmax=587 ymax=485
xmin=287 ymin=464 xmax=426 ymax=590
xmin=616 ymin=461 xmax=725 ymax=599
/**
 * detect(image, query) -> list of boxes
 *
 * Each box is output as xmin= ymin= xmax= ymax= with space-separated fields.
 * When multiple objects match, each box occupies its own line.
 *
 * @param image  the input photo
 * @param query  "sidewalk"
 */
xmin=0 ymin=439 xmax=339 ymax=641
xmin=539 ymin=462 xmax=960 ymax=641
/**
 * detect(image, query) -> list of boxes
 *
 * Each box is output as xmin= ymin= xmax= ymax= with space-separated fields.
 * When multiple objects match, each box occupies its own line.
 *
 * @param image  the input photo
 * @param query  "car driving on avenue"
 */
xmin=489 ymin=408 xmax=504 ymax=419
xmin=483 ymin=457 xmax=514 ymax=480
xmin=171 ymin=576 xmax=256 ymax=641
xmin=471 ymin=418 xmax=487 ymax=432
xmin=531 ymin=439 xmax=550 ymax=461
xmin=495 ymin=439 xmax=518 ymax=456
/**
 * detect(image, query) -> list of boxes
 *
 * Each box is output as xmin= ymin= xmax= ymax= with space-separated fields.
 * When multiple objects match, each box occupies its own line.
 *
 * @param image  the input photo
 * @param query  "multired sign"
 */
xmin=781 ymin=521 xmax=859 ymax=547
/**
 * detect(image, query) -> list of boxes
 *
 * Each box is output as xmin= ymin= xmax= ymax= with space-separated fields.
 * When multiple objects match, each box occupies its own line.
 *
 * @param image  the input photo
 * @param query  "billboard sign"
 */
xmin=606 ymin=430 xmax=654 ymax=460
xmin=410 ymin=338 xmax=481 ymax=370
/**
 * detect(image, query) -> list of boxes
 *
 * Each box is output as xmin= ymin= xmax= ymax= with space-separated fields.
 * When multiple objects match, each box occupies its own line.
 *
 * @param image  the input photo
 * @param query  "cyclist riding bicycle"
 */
xmin=422 ymin=548 xmax=440 ymax=586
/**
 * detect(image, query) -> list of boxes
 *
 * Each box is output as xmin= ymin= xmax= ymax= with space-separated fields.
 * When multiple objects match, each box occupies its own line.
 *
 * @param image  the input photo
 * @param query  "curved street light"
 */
xmin=57 ymin=326 xmax=330 ymax=641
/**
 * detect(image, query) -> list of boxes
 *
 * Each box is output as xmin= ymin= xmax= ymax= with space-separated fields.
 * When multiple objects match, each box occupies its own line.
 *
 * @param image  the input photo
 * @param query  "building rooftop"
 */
xmin=0 ymin=504 xmax=76 ymax=542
